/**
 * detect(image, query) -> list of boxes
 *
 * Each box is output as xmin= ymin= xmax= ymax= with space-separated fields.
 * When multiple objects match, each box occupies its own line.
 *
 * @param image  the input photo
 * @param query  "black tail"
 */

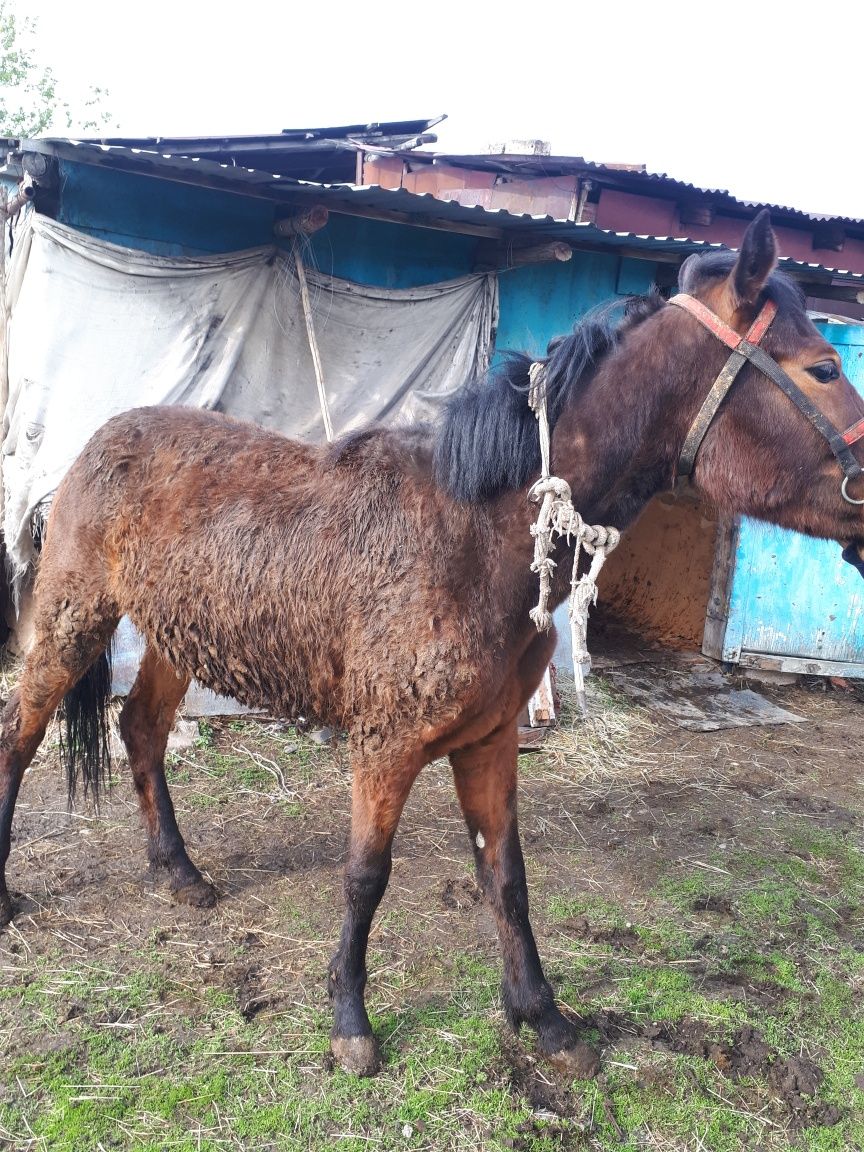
xmin=60 ymin=646 xmax=113 ymax=805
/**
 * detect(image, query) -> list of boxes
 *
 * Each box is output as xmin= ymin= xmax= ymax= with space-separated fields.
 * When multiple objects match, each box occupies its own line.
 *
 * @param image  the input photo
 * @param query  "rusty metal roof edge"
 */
xmin=19 ymin=133 xmax=863 ymax=228
xmin=14 ymin=139 xmax=864 ymax=284
xmin=385 ymin=148 xmax=864 ymax=229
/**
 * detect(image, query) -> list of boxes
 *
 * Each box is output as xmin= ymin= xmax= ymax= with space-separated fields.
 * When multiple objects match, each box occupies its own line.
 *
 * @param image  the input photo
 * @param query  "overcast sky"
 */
xmin=16 ymin=0 xmax=864 ymax=221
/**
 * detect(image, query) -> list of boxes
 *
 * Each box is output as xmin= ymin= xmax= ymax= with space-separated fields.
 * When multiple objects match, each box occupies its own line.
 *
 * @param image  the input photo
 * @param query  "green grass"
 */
xmin=0 ymin=954 xmax=558 ymax=1152
xmin=3 ymin=716 xmax=863 ymax=1150
xmin=542 ymin=818 xmax=864 ymax=1150
xmin=164 ymin=718 xmax=331 ymax=815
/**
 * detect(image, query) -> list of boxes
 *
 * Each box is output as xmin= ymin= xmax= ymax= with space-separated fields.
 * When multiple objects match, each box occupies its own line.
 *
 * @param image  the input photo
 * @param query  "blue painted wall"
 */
xmin=56 ymin=159 xmax=658 ymax=311
xmin=305 ymin=212 xmax=476 ymax=288
xmin=723 ymin=324 xmax=864 ymax=670
xmin=495 ymin=251 xmax=655 ymax=360
xmin=56 ymin=160 xmax=476 ymax=287
xmin=57 ymin=161 xmax=276 ymax=255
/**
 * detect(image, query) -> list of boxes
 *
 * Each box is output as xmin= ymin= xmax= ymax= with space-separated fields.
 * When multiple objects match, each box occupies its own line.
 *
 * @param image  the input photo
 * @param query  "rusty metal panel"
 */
xmin=434 ymin=175 xmax=579 ymax=221
xmin=360 ymin=154 xmax=404 ymax=189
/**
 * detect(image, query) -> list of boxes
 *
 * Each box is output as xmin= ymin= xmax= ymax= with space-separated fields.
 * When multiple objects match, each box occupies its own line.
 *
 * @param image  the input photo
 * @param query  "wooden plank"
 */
xmin=527 ymin=666 xmax=556 ymax=725
xmin=318 ymin=199 xmax=504 ymax=239
xmin=517 ymin=725 xmax=549 ymax=751
xmin=702 ymin=517 xmax=739 ymax=660
xmin=738 ymin=651 xmax=864 ymax=678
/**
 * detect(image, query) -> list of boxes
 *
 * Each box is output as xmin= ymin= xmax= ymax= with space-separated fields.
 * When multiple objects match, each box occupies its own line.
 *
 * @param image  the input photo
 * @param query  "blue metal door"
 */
xmin=719 ymin=323 xmax=864 ymax=674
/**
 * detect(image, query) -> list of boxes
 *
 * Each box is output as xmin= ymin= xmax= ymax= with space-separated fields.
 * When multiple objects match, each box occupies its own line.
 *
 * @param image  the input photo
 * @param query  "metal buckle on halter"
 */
xmin=842 ymin=420 xmax=864 ymax=503
xmin=842 ymin=476 xmax=864 ymax=505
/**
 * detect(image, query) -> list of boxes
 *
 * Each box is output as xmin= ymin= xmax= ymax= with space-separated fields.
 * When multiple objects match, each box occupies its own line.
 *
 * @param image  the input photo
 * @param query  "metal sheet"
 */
xmin=723 ymin=323 xmax=864 ymax=672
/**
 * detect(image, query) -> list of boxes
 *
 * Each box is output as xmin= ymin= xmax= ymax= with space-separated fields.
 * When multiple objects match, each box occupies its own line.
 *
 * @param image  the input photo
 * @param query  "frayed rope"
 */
xmin=527 ymin=361 xmax=620 ymax=711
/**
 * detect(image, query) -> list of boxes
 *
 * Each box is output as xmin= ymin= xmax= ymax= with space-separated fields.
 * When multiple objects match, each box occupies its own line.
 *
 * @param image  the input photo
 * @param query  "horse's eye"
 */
xmin=809 ymin=361 xmax=840 ymax=383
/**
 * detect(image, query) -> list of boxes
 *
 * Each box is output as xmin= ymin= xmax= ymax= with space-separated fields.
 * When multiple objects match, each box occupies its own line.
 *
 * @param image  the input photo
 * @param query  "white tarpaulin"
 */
xmin=1 ymin=212 xmax=498 ymax=580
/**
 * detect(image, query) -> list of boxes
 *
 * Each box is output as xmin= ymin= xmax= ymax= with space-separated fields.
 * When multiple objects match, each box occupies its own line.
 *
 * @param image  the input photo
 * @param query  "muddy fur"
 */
xmin=76 ymin=412 xmax=502 ymax=743
xmin=3 ymin=212 xmax=864 ymax=1073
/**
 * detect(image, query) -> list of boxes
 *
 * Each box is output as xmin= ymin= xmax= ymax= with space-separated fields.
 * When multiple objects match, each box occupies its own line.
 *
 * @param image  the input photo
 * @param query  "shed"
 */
xmin=2 ymin=125 xmax=864 ymax=683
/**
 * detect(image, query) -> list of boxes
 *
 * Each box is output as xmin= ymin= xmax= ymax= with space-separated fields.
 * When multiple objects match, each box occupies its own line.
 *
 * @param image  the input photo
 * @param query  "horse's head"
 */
xmin=671 ymin=210 xmax=864 ymax=568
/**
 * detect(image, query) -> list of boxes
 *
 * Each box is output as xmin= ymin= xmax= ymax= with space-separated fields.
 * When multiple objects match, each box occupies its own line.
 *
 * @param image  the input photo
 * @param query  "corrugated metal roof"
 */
xmin=608 ymin=165 xmax=864 ymax=228
xmin=84 ymin=117 xmax=446 ymax=150
xmin=17 ymin=121 xmax=444 ymax=186
xmin=387 ymin=149 xmax=864 ymax=230
xmin=11 ymin=138 xmax=864 ymax=288
xmin=20 ymin=123 xmax=864 ymax=230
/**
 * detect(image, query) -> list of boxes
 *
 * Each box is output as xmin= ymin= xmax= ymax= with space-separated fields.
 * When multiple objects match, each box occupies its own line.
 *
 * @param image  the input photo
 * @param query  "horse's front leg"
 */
xmin=329 ymin=747 xmax=422 ymax=1076
xmin=450 ymin=719 xmax=600 ymax=1078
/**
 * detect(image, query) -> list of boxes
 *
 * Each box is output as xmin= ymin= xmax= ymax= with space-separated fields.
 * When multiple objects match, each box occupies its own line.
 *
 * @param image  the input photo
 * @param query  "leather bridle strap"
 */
xmin=745 ymin=344 xmax=862 ymax=479
xmin=670 ymin=295 xmax=777 ymax=479
xmin=668 ymin=293 xmax=863 ymax=483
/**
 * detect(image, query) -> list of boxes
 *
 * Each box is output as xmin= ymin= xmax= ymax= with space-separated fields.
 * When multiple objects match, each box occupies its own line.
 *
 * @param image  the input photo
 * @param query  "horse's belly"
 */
xmin=128 ymin=600 xmax=344 ymax=725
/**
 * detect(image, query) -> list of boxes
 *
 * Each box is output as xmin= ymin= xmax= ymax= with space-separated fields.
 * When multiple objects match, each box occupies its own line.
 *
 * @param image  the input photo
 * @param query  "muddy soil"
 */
xmin=1 ymin=672 xmax=862 ymax=1144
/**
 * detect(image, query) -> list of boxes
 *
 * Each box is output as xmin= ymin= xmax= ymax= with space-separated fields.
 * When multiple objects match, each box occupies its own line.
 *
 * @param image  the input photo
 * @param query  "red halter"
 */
xmin=668 ymin=293 xmax=864 ymax=500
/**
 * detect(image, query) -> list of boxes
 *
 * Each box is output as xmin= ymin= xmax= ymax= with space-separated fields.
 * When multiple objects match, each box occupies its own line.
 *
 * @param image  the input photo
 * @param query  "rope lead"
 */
xmin=527 ymin=362 xmax=620 ymax=715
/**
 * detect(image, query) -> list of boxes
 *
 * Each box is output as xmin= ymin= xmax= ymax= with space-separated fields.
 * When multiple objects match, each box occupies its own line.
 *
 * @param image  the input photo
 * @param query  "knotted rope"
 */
xmin=527 ymin=361 xmax=620 ymax=713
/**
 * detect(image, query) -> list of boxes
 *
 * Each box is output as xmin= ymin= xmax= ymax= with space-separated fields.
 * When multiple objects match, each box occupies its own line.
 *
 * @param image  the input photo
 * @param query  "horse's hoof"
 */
xmin=172 ymin=878 xmax=217 ymax=908
xmin=0 ymin=892 xmax=13 ymax=928
xmin=545 ymin=1040 xmax=601 ymax=1079
xmin=330 ymin=1033 xmax=382 ymax=1077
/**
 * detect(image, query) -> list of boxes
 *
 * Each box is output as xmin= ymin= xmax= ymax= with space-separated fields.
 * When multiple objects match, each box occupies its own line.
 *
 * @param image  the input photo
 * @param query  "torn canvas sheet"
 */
xmin=2 ymin=212 xmax=498 ymax=579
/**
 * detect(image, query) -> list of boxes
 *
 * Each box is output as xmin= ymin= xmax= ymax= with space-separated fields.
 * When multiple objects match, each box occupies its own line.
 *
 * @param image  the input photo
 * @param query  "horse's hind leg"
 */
xmin=450 ymin=720 xmax=600 ymax=1078
xmin=328 ymin=747 xmax=422 ymax=1076
xmin=0 ymin=615 xmax=117 ymax=925
xmin=0 ymin=685 xmax=65 ymax=925
xmin=119 ymin=646 xmax=215 ymax=908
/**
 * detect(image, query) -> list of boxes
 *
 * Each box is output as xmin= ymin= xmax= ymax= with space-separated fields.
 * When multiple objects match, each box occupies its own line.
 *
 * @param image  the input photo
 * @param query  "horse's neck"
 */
xmin=478 ymin=330 xmax=693 ymax=620
xmin=482 ymin=438 xmax=670 ymax=627
xmin=548 ymin=336 xmax=687 ymax=527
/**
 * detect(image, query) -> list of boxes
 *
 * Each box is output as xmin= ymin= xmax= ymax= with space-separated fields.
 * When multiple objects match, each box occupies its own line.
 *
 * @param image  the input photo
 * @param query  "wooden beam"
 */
xmin=273 ymin=206 xmax=329 ymax=236
xmin=679 ymin=200 xmax=715 ymax=227
xmin=738 ymin=651 xmax=864 ymax=678
xmin=702 ymin=517 xmax=739 ymax=661
xmin=473 ymin=240 xmax=573 ymax=272
xmin=302 ymin=196 xmax=503 ymax=239
xmin=812 ymin=222 xmax=845 ymax=253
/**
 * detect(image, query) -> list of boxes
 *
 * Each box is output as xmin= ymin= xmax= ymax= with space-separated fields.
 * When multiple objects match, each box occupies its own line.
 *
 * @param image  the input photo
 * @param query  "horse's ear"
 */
xmin=677 ymin=253 xmax=702 ymax=293
xmin=731 ymin=209 xmax=777 ymax=307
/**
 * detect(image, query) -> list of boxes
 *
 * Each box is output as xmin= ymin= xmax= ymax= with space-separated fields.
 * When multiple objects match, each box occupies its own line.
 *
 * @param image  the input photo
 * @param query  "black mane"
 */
xmin=434 ymin=293 xmax=663 ymax=502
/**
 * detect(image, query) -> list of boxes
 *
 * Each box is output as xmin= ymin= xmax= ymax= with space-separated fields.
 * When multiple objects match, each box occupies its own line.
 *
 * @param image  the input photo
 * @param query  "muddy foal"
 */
xmin=2 ymin=213 xmax=864 ymax=1077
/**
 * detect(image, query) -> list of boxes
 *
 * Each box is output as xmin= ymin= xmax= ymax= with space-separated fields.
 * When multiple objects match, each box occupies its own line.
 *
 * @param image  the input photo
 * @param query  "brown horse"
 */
xmin=1 ymin=212 xmax=863 ymax=1078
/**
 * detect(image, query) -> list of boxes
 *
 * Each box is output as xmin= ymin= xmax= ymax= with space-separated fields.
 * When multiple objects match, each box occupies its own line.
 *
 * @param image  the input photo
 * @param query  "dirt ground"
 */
xmin=0 ymin=668 xmax=862 ymax=1151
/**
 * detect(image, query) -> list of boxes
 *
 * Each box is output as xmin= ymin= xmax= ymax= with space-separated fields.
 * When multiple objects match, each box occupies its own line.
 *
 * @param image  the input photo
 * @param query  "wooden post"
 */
xmin=527 ymin=666 xmax=556 ymax=725
xmin=293 ymin=245 xmax=334 ymax=443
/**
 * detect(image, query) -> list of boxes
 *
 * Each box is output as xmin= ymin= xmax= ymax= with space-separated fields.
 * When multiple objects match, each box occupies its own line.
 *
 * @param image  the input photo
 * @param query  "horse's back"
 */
xmin=64 ymin=405 xmax=313 ymax=495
